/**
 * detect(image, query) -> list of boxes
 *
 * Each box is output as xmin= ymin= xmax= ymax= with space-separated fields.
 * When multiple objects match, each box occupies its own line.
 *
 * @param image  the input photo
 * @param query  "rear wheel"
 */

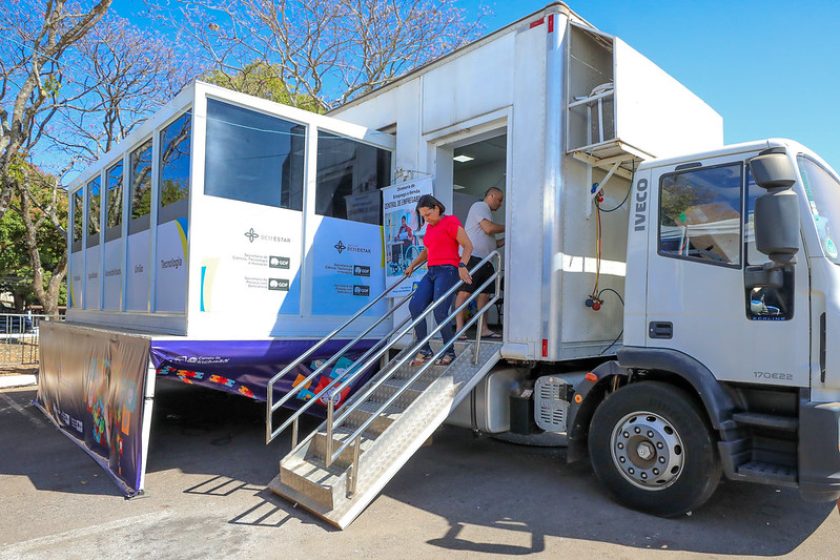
xmin=589 ymin=381 xmax=721 ymax=516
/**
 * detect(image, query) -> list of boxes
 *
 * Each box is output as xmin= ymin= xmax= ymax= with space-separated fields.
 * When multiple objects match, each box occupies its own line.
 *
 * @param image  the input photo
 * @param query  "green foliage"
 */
xmin=204 ymin=62 xmax=324 ymax=113
xmin=0 ymin=167 xmax=67 ymax=309
xmin=160 ymin=180 xmax=187 ymax=207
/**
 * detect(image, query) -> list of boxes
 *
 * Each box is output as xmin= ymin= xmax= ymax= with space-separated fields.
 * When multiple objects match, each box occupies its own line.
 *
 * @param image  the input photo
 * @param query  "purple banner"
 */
xmin=150 ymin=338 xmax=377 ymax=409
xmin=36 ymin=323 xmax=151 ymax=496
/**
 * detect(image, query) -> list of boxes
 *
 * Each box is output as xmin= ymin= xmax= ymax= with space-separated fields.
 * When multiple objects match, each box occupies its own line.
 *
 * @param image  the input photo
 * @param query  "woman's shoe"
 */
xmin=410 ymin=353 xmax=429 ymax=367
xmin=434 ymin=354 xmax=455 ymax=366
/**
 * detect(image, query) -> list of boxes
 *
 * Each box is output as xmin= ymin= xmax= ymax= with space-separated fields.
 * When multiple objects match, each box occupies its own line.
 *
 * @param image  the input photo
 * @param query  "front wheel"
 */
xmin=589 ymin=381 xmax=721 ymax=517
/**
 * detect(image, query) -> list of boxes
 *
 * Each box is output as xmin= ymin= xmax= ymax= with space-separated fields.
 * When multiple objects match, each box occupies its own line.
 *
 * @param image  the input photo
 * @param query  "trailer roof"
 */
xmin=328 ymin=2 xmax=596 ymax=115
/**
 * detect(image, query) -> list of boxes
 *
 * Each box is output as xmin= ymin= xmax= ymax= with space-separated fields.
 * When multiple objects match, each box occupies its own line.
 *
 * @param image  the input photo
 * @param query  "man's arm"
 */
xmin=479 ymin=219 xmax=505 ymax=235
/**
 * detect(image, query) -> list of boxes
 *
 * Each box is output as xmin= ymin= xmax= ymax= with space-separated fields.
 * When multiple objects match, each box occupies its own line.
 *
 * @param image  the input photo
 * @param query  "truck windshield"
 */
xmin=798 ymin=155 xmax=840 ymax=265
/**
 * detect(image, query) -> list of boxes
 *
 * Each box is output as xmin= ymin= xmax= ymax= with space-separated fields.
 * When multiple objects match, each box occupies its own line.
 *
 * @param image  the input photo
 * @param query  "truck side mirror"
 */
xmin=749 ymin=149 xmax=800 ymax=266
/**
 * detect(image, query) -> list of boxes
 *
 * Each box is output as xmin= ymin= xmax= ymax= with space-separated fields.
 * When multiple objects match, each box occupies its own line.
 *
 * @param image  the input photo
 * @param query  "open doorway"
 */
xmin=445 ymin=131 xmax=508 ymax=337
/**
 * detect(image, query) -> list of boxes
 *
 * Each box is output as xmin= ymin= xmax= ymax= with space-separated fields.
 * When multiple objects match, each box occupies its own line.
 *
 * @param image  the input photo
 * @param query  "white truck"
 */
xmin=53 ymin=2 xmax=839 ymax=527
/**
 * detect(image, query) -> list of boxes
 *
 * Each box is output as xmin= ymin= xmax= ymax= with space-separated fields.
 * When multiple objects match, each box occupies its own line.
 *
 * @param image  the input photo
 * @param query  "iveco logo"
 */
xmin=335 ymin=241 xmax=346 ymax=254
xmin=634 ymin=178 xmax=649 ymax=232
xmin=244 ymin=228 xmax=259 ymax=243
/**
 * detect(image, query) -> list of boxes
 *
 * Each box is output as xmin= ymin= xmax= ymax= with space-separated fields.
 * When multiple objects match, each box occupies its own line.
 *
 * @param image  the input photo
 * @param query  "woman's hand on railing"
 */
xmin=404 ymin=264 xmax=414 ymax=276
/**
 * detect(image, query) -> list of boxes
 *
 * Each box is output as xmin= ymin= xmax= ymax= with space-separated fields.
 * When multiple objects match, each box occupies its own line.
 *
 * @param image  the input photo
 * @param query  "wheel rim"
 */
xmin=610 ymin=410 xmax=685 ymax=490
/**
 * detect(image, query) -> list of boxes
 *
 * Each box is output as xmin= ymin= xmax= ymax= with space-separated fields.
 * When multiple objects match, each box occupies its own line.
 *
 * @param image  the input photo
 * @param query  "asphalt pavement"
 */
xmin=1 ymin=379 xmax=837 ymax=559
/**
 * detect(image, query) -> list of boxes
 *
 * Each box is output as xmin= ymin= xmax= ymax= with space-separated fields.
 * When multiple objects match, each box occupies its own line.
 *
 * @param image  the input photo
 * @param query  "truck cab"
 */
xmin=577 ymin=139 xmax=840 ymax=514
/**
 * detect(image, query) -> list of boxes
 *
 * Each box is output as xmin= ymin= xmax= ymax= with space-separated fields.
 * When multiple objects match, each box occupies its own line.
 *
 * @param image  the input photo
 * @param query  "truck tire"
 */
xmin=589 ymin=381 xmax=721 ymax=517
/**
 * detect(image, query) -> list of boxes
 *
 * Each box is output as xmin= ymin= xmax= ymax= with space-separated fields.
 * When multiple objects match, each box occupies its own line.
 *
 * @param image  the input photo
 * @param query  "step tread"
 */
xmin=732 ymin=411 xmax=799 ymax=432
xmin=271 ymin=340 xmax=504 ymax=529
xmin=736 ymin=460 xmax=797 ymax=482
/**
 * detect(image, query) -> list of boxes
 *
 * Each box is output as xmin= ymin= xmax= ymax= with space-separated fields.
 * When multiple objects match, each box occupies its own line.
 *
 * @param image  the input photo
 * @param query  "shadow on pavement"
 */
xmin=0 ymin=388 xmax=123 ymax=498
xmin=4 ymin=379 xmax=835 ymax=556
xmin=393 ymin=427 xmax=836 ymax=557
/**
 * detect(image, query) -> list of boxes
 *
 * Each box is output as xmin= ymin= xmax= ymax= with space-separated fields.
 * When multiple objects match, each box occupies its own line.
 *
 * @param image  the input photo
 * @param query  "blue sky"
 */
xmin=111 ymin=0 xmax=840 ymax=169
xmin=480 ymin=0 xmax=840 ymax=169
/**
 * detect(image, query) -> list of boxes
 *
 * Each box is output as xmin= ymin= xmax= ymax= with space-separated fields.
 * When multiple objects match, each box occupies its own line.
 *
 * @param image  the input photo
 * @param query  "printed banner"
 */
xmin=150 ymin=338 xmax=377 ymax=407
xmin=310 ymin=215 xmax=386 ymax=316
xmin=36 ymin=322 xmax=153 ymax=496
xmin=126 ymin=230 xmax=151 ymax=311
xmin=69 ymin=251 xmax=84 ymax=309
xmin=102 ymin=238 xmax=123 ymax=310
xmin=195 ymin=199 xmax=302 ymax=316
xmin=155 ymin=217 xmax=189 ymax=313
xmin=85 ymin=246 xmax=101 ymax=310
xmin=382 ymin=178 xmax=433 ymax=297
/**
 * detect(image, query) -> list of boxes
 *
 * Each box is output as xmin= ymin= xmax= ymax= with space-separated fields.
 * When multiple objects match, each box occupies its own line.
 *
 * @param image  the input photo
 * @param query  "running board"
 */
xmin=269 ymin=341 xmax=502 ymax=529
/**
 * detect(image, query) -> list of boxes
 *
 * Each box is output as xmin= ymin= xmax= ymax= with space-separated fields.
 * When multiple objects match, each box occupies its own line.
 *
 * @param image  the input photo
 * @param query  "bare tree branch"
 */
xmin=154 ymin=0 xmax=485 ymax=111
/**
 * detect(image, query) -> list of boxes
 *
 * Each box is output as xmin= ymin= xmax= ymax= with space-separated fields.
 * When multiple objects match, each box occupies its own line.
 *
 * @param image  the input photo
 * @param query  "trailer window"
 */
xmin=158 ymin=111 xmax=192 ymax=224
xmin=204 ymin=99 xmax=305 ymax=210
xmin=315 ymin=131 xmax=392 ymax=225
xmin=72 ymin=189 xmax=84 ymax=253
xmin=658 ymin=163 xmax=742 ymax=267
xmin=105 ymin=161 xmax=123 ymax=242
xmin=129 ymin=139 xmax=153 ymax=234
xmin=86 ymin=176 xmax=101 ymax=248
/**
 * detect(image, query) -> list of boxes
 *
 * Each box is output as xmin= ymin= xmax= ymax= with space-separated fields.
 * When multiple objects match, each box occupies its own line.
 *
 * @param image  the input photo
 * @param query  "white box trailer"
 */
xmin=330 ymin=5 xmax=722 ymax=362
xmin=66 ymin=83 xmax=396 ymax=340
xmin=43 ymin=1 xmax=839 ymax=526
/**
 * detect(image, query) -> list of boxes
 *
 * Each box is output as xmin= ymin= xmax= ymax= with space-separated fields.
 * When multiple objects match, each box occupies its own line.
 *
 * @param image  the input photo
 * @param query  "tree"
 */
xmin=0 ymin=164 xmax=67 ymax=313
xmin=2 ymin=4 xmax=200 ymax=315
xmin=43 ymin=14 xmax=201 ymax=164
xmin=204 ymin=62 xmax=322 ymax=112
xmin=0 ymin=0 xmax=112 ymax=223
xmin=161 ymin=0 xmax=486 ymax=111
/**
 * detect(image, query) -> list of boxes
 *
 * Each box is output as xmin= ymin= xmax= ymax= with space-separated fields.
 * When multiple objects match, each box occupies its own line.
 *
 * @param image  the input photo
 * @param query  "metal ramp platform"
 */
xmin=264 ymin=252 xmax=503 ymax=529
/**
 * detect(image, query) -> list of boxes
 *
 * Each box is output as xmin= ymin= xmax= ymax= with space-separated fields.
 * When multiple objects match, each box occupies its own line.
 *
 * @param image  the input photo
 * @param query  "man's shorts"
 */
xmin=461 ymin=256 xmax=496 ymax=295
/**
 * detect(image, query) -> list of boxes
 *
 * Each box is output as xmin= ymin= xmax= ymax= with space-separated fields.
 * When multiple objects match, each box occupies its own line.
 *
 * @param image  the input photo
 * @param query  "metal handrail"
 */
xmin=265 ymin=264 xmax=421 ymax=443
xmin=269 ymin=294 xmax=416 ymax=445
xmin=331 ymin=251 xmax=500 ymax=399
xmin=326 ymin=252 xmax=502 ymax=470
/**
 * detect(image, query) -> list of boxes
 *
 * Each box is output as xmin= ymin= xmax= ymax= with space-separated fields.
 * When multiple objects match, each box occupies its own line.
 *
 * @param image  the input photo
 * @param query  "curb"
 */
xmin=0 ymin=374 xmax=38 ymax=389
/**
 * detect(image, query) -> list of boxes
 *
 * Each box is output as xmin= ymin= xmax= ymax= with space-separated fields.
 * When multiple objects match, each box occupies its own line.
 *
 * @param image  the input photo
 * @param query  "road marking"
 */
xmin=0 ymin=392 xmax=45 ymax=429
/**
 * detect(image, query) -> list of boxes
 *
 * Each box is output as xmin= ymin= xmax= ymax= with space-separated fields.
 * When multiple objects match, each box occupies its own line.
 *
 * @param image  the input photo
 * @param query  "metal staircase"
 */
xmin=265 ymin=252 xmax=503 ymax=528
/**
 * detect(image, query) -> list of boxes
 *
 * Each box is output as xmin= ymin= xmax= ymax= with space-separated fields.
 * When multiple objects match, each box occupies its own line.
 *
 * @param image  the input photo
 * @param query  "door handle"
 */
xmin=649 ymin=321 xmax=673 ymax=339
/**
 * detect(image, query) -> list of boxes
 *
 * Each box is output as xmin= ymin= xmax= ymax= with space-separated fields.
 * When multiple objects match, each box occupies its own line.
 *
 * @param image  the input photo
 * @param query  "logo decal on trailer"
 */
xmin=634 ymin=178 xmax=649 ymax=231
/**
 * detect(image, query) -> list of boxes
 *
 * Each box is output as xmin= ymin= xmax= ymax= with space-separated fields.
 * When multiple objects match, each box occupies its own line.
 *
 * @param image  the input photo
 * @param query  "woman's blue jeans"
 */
xmin=409 ymin=265 xmax=459 ymax=359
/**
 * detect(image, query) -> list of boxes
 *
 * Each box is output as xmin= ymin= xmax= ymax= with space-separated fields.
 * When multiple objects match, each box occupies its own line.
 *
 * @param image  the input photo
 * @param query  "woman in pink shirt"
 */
xmin=404 ymin=195 xmax=473 ymax=366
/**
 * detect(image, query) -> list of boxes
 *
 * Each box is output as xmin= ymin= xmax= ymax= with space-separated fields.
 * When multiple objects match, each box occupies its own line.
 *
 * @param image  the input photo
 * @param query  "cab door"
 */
xmin=645 ymin=155 xmax=809 ymax=388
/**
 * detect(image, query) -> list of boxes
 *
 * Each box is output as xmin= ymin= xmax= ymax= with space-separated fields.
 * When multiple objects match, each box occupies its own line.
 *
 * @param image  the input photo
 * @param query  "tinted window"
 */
xmin=129 ymin=139 xmax=153 ymax=234
xmin=72 ymin=189 xmax=84 ymax=253
xmin=159 ymin=111 xmax=191 ymax=224
xmin=204 ymin=99 xmax=305 ymax=209
xmin=87 ymin=177 xmax=101 ymax=247
xmin=316 ymin=131 xmax=392 ymax=225
xmin=106 ymin=161 xmax=123 ymax=241
xmin=659 ymin=163 xmax=742 ymax=266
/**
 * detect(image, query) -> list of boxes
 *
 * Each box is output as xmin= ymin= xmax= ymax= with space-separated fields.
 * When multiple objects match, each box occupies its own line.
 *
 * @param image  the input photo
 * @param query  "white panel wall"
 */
xmin=421 ymin=34 xmax=516 ymax=134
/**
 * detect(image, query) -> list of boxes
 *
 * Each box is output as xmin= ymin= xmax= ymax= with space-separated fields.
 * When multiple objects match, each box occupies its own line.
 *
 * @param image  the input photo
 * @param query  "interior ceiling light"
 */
xmin=453 ymin=154 xmax=474 ymax=163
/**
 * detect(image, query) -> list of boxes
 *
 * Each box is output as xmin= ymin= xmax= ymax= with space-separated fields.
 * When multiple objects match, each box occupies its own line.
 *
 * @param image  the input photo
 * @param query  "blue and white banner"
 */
xmin=310 ymin=216 xmax=385 ymax=316
xmin=382 ymin=178 xmax=433 ymax=297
